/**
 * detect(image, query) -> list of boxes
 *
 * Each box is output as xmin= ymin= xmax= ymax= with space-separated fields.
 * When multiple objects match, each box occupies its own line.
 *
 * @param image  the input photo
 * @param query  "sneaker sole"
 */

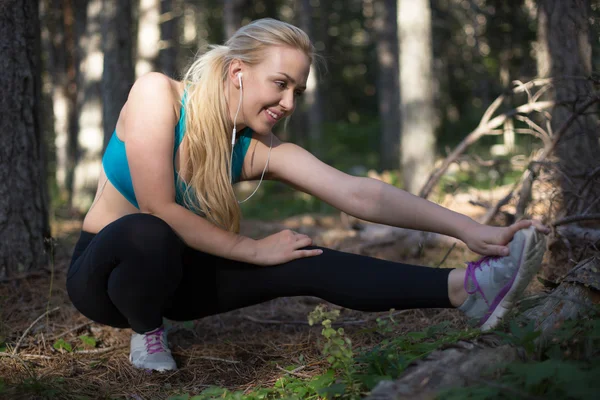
xmin=129 ymin=353 xmax=177 ymax=372
xmin=480 ymin=227 xmax=546 ymax=331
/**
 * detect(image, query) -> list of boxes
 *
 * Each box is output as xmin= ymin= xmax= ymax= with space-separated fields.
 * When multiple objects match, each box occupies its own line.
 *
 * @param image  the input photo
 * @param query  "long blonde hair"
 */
xmin=180 ymin=18 xmax=315 ymax=232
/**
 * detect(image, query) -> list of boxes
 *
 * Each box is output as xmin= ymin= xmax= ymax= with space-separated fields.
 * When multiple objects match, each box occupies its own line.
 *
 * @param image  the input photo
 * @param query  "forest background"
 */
xmin=1 ymin=0 xmax=600 ymax=399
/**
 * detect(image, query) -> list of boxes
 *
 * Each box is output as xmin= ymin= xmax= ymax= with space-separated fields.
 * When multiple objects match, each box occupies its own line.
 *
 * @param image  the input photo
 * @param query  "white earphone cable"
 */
xmin=237 ymin=133 xmax=272 ymax=204
xmin=230 ymin=72 xmax=272 ymax=204
xmin=230 ymin=73 xmax=243 ymax=182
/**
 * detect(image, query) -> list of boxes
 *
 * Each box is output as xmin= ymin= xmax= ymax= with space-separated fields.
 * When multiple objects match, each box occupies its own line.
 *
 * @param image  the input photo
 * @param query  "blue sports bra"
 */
xmin=102 ymin=91 xmax=253 ymax=211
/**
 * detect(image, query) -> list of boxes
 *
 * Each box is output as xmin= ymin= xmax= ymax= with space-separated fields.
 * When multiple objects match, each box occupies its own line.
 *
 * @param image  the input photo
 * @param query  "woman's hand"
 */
xmin=461 ymin=219 xmax=550 ymax=257
xmin=254 ymin=229 xmax=323 ymax=266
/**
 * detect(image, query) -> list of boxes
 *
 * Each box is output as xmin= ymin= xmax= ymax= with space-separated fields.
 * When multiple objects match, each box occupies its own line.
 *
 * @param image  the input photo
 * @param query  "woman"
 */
xmin=67 ymin=18 xmax=548 ymax=372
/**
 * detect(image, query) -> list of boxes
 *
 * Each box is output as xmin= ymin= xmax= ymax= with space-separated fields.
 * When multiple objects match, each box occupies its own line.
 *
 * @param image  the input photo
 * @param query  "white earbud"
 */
xmin=237 ymin=72 xmax=243 ymax=88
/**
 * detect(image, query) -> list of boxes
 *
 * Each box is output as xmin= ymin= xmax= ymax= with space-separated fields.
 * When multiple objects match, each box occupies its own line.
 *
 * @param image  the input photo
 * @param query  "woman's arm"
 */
xmin=250 ymin=138 xmax=545 ymax=256
xmin=349 ymin=177 xmax=477 ymax=240
xmin=123 ymin=74 xmax=322 ymax=265
xmin=123 ymin=73 xmax=257 ymax=261
xmin=253 ymin=139 xmax=473 ymax=238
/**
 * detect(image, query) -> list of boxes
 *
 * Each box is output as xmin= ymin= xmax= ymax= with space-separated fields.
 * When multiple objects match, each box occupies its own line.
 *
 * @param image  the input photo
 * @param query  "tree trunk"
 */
xmin=367 ymin=257 xmax=600 ymax=399
xmin=0 ymin=0 xmax=50 ymax=277
xmin=159 ymin=0 xmax=181 ymax=78
xmin=40 ymin=0 xmax=63 ymax=198
xmin=72 ymin=0 xmax=104 ymax=212
xmin=298 ymin=0 xmax=323 ymax=155
xmin=137 ymin=0 xmax=160 ymax=77
xmin=537 ymin=0 xmax=600 ymax=216
xmin=398 ymin=0 xmax=435 ymax=194
xmin=102 ymin=0 xmax=135 ymax=150
xmin=224 ymin=0 xmax=246 ymax=39
xmin=374 ymin=0 xmax=400 ymax=170
xmin=61 ymin=0 xmax=80 ymax=208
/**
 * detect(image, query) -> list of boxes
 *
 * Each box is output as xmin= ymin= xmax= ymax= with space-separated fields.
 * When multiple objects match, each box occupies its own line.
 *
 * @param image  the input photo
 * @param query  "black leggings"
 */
xmin=67 ymin=213 xmax=453 ymax=334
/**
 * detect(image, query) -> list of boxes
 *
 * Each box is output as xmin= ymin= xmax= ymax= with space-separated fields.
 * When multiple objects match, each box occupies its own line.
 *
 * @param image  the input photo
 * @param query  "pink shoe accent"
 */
xmin=144 ymin=327 xmax=167 ymax=355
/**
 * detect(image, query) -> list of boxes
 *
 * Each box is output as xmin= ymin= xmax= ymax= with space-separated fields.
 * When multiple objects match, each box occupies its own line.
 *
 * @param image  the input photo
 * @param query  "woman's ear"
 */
xmin=229 ymin=60 xmax=243 ymax=89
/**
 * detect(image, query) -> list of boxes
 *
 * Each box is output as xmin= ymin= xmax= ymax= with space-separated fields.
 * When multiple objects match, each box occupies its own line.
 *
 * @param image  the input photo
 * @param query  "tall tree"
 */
xmin=61 ymin=0 xmax=80 ymax=206
xmin=224 ymin=0 xmax=247 ymax=39
xmin=73 ymin=0 xmax=104 ymax=211
xmin=41 ymin=0 xmax=70 ymax=200
xmin=298 ymin=0 xmax=323 ymax=154
xmin=537 ymin=0 xmax=600 ymax=216
xmin=373 ymin=0 xmax=400 ymax=169
xmin=137 ymin=0 xmax=160 ymax=77
xmin=159 ymin=0 xmax=181 ymax=78
xmin=398 ymin=0 xmax=435 ymax=194
xmin=0 ymin=0 xmax=50 ymax=277
xmin=102 ymin=0 xmax=135 ymax=149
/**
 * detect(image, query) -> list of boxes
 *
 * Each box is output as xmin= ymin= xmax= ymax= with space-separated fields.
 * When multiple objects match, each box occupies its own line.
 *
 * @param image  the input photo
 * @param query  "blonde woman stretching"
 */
xmin=67 ymin=18 xmax=549 ymax=372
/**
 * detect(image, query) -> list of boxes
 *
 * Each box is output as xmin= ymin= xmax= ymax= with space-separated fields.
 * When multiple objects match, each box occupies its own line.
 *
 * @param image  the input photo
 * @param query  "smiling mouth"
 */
xmin=265 ymin=109 xmax=282 ymax=122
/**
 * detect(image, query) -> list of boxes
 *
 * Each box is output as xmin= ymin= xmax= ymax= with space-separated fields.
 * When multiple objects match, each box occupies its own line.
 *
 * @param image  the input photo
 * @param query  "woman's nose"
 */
xmin=279 ymin=91 xmax=295 ymax=111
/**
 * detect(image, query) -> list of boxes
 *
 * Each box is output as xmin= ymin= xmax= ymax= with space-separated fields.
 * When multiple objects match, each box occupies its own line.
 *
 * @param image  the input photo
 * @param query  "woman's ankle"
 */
xmin=448 ymin=268 xmax=468 ymax=307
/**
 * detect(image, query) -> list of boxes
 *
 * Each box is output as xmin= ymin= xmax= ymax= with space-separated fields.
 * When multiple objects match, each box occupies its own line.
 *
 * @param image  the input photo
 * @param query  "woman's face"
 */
xmin=240 ymin=46 xmax=311 ymax=135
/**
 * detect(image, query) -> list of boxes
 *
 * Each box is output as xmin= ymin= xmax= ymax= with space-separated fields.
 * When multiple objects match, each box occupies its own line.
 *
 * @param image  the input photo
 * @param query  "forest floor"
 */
xmin=0 ymin=184 xmax=565 ymax=400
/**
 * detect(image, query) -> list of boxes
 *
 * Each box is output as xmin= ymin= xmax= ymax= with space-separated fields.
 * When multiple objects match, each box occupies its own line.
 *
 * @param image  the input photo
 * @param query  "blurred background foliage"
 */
xmin=39 ymin=0 xmax=600 ymax=219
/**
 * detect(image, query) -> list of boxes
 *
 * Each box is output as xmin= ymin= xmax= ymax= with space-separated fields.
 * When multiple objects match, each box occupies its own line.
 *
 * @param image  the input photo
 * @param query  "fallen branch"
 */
xmin=12 ymin=307 xmax=60 ymax=355
xmin=480 ymin=94 xmax=600 ymax=223
xmin=244 ymin=310 xmax=413 ymax=327
xmin=434 ymin=243 xmax=456 ymax=268
xmin=419 ymin=100 xmax=554 ymax=199
xmin=367 ymin=257 xmax=600 ymax=399
xmin=478 ymin=179 xmax=521 ymax=225
xmin=172 ymin=352 xmax=241 ymax=364
xmin=46 ymin=322 xmax=92 ymax=342
xmin=552 ymin=213 xmax=600 ymax=227
xmin=555 ymin=226 xmax=600 ymax=244
xmin=276 ymin=365 xmax=310 ymax=378
xmin=73 ymin=344 xmax=127 ymax=355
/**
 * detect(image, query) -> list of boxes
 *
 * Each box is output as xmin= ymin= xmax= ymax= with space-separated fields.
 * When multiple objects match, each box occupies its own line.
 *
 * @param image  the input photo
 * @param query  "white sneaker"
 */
xmin=129 ymin=327 xmax=177 ymax=371
xmin=458 ymin=226 xmax=546 ymax=331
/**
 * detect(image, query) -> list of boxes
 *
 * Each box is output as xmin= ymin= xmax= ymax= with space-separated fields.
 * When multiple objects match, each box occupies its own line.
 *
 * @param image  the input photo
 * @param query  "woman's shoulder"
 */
xmin=122 ymin=73 xmax=185 ymax=125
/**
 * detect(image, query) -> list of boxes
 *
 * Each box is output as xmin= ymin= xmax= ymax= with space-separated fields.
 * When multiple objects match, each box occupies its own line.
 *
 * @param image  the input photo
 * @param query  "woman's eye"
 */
xmin=276 ymin=81 xmax=286 ymax=89
xmin=294 ymin=91 xmax=304 ymax=97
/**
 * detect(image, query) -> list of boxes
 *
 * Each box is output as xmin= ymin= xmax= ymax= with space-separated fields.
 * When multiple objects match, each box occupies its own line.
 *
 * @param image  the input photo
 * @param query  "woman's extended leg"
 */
xmin=167 ymin=226 xmax=546 ymax=334
xmin=165 ymin=245 xmax=456 ymax=321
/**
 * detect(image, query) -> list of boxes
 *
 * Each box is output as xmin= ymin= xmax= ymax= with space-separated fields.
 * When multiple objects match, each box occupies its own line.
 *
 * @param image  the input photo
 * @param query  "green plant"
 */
xmin=495 ymin=319 xmax=541 ymax=356
xmin=53 ymin=338 xmax=73 ymax=353
xmin=308 ymin=304 xmax=360 ymax=398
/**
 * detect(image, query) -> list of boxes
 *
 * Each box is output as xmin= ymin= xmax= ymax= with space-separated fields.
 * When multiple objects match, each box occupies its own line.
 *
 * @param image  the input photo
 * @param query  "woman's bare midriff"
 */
xmin=81 ymin=76 xmax=185 ymax=235
xmin=81 ymin=173 xmax=141 ymax=234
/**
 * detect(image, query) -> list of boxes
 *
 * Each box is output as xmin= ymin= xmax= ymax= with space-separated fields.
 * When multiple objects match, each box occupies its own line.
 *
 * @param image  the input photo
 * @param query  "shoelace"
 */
xmin=144 ymin=328 xmax=167 ymax=355
xmin=464 ymin=256 xmax=498 ymax=306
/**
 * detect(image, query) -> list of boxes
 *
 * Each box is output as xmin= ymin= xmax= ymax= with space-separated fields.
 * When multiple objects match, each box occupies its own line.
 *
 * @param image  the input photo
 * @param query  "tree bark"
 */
xmin=537 ymin=0 xmax=600 ymax=216
xmin=0 ymin=0 xmax=50 ymax=277
xmin=158 ymin=0 xmax=181 ymax=78
xmin=62 ymin=0 xmax=79 ymax=207
xmin=102 ymin=0 xmax=134 ymax=150
xmin=224 ymin=0 xmax=246 ymax=39
xmin=367 ymin=257 xmax=600 ymax=399
xmin=374 ymin=0 xmax=400 ymax=170
xmin=298 ymin=0 xmax=323 ymax=155
xmin=398 ymin=0 xmax=436 ymax=194
xmin=137 ymin=0 xmax=160 ymax=77
xmin=72 ymin=0 xmax=104 ymax=212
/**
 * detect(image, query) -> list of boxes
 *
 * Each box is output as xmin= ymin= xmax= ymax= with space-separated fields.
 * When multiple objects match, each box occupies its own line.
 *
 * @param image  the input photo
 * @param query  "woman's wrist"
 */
xmin=229 ymin=235 xmax=258 ymax=263
xmin=449 ymin=214 xmax=480 ymax=242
